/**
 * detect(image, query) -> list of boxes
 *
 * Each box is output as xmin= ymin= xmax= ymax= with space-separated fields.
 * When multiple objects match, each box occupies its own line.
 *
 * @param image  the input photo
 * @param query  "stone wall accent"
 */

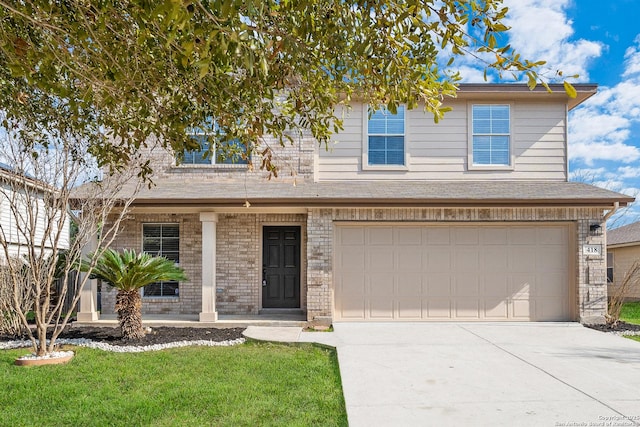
xmin=305 ymin=207 xmax=609 ymax=324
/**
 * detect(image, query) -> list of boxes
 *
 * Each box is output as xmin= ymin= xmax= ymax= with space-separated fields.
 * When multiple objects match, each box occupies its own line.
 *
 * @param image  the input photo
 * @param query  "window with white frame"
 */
xmin=367 ymin=105 xmax=405 ymax=166
xmin=142 ymin=223 xmax=180 ymax=297
xmin=180 ymin=126 xmax=248 ymax=165
xmin=471 ymin=104 xmax=511 ymax=166
xmin=607 ymin=252 xmax=614 ymax=283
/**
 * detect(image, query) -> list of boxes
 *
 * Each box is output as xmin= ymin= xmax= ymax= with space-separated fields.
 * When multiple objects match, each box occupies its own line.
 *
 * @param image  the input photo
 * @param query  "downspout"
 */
xmin=602 ymin=202 xmax=620 ymax=223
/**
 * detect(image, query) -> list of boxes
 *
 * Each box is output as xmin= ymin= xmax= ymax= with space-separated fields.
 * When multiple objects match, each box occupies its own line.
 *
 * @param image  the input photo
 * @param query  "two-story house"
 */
xmin=78 ymin=84 xmax=633 ymax=325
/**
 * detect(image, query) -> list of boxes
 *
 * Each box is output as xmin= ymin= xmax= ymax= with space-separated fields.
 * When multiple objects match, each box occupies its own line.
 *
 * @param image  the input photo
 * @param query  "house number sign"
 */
xmin=583 ymin=244 xmax=602 ymax=256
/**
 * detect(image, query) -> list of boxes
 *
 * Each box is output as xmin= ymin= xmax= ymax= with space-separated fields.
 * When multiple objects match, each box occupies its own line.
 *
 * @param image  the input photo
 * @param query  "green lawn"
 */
xmin=620 ymin=301 xmax=640 ymax=325
xmin=0 ymin=342 xmax=347 ymax=427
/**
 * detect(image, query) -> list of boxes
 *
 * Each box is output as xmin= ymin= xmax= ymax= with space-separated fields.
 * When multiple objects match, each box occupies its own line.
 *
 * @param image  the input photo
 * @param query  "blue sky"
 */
xmin=459 ymin=0 xmax=640 ymax=227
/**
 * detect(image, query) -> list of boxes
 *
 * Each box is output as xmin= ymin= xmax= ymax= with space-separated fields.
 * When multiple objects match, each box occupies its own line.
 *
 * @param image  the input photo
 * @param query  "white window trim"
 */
xmin=362 ymin=103 xmax=410 ymax=171
xmin=175 ymin=129 xmax=249 ymax=169
xmin=467 ymin=102 xmax=514 ymax=171
xmin=141 ymin=222 xmax=181 ymax=299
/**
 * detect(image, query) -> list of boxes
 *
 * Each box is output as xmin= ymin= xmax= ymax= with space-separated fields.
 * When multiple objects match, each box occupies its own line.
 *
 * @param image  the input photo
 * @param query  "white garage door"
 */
xmin=334 ymin=224 xmax=572 ymax=321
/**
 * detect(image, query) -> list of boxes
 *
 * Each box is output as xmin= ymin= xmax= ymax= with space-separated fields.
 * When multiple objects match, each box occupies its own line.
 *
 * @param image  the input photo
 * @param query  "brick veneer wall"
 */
xmin=103 ymin=207 xmax=609 ymax=324
xmin=102 ymin=212 xmax=307 ymax=316
xmin=101 ymin=213 xmax=202 ymax=315
xmin=305 ymin=207 xmax=609 ymax=324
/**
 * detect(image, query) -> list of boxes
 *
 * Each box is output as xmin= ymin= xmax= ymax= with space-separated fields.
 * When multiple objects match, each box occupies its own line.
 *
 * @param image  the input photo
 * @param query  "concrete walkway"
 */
xmin=245 ymin=322 xmax=640 ymax=427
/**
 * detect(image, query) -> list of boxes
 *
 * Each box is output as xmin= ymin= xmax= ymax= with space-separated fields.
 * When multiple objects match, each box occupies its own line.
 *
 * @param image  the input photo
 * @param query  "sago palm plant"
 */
xmin=89 ymin=249 xmax=186 ymax=340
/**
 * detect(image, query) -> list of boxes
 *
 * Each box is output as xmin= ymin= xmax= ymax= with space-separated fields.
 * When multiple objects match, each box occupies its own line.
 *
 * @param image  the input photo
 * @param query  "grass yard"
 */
xmin=0 ymin=342 xmax=347 ymax=427
xmin=620 ymin=301 xmax=640 ymax=325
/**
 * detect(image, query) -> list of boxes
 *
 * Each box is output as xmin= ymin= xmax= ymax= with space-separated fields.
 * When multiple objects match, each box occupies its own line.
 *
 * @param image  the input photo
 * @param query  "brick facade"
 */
xmin=306 ymin=207 xmax=609 ymax=324
xmin=102 ymin=206 xmax=608 ymax=324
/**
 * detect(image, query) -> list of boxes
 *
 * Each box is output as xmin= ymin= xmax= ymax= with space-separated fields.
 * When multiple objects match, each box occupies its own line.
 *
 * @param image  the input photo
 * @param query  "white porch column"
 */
xmin=199 ymin=212 xmax=219 ymax=321
xmin=77 ymin=233 xmax=99 ymax=321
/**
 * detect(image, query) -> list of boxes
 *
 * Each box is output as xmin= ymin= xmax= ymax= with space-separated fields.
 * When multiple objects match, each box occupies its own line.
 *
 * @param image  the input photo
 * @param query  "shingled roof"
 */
xmin=608 ymin=221 xmax=640 ymax=247
xmin=121 ymin=179 xmax=633 ymax=208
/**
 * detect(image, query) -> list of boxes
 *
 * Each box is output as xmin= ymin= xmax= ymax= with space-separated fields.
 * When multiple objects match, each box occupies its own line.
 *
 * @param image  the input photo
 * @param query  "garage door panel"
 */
xmin=455 ymin=228 xmax=479 ymax=244
xmin=426 ymin=228 xmax=451 ymax=244
xmin=427 ymin=299 xmax=452 ymax=318
xmin=368 ymin=274 xmax=394 ymax=296
xmin=538 ymin=248 xmax=567 ymax=272
xmin=427 ymin=250 xmax=451 ymax=272
xmin=339 ymin=247 xmax=365 ymax=271
xmin=369 ymin=227 xmax=393 ymax=245
xmin=397 ymin=227 xmax=422 ymax=245
xmin=484 ymin=274 xmax=509 ymax=296
xmin=368 ymin=249 xmax=394 ymax=272
xmin=483 ymin=247 xmax=509 ymax=270
xmin=484 ymin=299 xmax=509 ymax=318
xmin=537 ymin=227 xmax=566 ymax=244
xmin=511 ymin=227 xmax=537 ymax=244
xmin=399 ymin=273 xmax=423 ymax=296
xmin=481 ymin=227 xmax=508 ymax=244
xmin=536 ymin=273 xmax=565 ymax=297
xmin=338 ymin=227 xmax=365 ymax=245
xmin=335 ymin=224 xmax=570 ymax=321
xmin=455 ymin=299 xmax=480 ymax=318
xmin=454 ymin=249 xmax=480 ymax=272
xmin=535 ymin=297 xmax=568 ymax=321
xmin=369 ymin=298 xmax=394 ymax=319
xmin=426 ymin=274 xmax=451 ymax=296
xmin=510 ymin=275 xmax=532 ymax=297
xmin=512 ymin=299 xmax=531 ymax=319
xmin=398 ymin=247 xmax=423 ymax=271
xmin=454 ymin=274 xmax=479 ymax=296
xmin=398 ymin=299 xmax=422 ymax=318
xmin=510 ymin=247 xmax=537 ymax=271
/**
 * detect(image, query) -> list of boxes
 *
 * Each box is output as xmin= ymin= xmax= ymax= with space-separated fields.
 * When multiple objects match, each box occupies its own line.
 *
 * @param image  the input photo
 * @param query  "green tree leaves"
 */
xmin=0 ymin=0 xmax=575 ymax=177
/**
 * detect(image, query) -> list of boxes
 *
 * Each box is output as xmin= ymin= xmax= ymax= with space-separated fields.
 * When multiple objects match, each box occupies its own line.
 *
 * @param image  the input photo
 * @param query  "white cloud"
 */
xmin=569 ymin=141 xmax=640 ymax=166
xmin=502 ymin=0 xmax=603 ymax=82
xmin=617 ymin=166 xmax=640 ymax=179
xmin=622 ymin=35 xmax=640 ymax=77
xmin=568 ymin=33 xmax=640 ymax=165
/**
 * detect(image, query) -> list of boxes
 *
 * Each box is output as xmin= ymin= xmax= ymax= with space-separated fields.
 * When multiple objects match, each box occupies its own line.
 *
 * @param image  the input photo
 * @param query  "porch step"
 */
xmin=259 ymin=308 xmax=304 ymax=315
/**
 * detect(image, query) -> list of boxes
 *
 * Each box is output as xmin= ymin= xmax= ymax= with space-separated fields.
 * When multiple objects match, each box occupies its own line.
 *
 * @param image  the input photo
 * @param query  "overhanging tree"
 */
xmin=0 ymin=0 xmax=575 ymax=177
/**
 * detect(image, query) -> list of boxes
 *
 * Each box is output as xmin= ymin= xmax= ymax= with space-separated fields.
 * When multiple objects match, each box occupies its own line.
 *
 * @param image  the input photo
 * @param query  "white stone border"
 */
xmin=0 ymin=337 xmax=246 ymax=353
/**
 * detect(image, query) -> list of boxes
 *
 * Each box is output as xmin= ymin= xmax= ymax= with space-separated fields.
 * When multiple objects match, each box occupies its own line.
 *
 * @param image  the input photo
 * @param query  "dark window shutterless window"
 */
xmin=142 ymin=223 xmax=180 ymax=297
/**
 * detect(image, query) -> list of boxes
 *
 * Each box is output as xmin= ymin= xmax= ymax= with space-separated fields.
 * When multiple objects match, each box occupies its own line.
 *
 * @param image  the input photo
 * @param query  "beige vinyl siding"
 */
xmin=607 ymin=245 xmax=640 ymax=300
xmin=318 ymin=101 xmax=567 ymax=181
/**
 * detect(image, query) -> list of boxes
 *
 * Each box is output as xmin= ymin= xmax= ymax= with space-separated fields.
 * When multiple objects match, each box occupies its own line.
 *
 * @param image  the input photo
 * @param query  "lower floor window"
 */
xmin=144 ymin=281 xmax=179 ymax=297
xmin=142 ymin=223 xmax=180 ymax=297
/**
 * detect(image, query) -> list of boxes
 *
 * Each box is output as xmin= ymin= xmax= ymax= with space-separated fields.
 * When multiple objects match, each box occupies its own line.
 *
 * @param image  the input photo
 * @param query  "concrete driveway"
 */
xmin=300 ymin=322 xmax=640 ymax=427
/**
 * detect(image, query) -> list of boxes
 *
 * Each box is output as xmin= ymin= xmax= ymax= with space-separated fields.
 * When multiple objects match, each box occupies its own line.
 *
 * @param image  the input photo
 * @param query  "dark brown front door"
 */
xmin=262 ymin=226 xmax=300 ymax=308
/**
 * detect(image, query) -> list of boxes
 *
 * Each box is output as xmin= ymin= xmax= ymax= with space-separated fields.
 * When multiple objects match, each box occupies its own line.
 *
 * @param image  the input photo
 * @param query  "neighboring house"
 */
xmin=78 ymin=84 xmax=633 ymax=325
xmin=0 ymin=163 xmax=70 ymax=261
xmin=607 ymin=221 xmax=640 ymax=301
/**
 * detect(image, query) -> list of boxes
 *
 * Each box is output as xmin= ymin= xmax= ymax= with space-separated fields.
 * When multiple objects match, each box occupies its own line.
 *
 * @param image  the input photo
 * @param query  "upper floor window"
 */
xmin=180 ymin=127 xmax=248 ymax=166
xmin=142 ymin=223 xmax=180 ymax=298
xmin=471 ymin=104 xmax=511 ymax=166
xmin=367 ymin=105 xmax=405 ymax=166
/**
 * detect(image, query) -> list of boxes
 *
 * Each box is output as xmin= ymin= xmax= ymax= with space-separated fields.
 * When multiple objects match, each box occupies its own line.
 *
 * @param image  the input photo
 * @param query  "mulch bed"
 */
xmin=1 ymin=326 xmax=246 ymax=346
xmin=585 ymin=321 xmax=640 ymax=333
